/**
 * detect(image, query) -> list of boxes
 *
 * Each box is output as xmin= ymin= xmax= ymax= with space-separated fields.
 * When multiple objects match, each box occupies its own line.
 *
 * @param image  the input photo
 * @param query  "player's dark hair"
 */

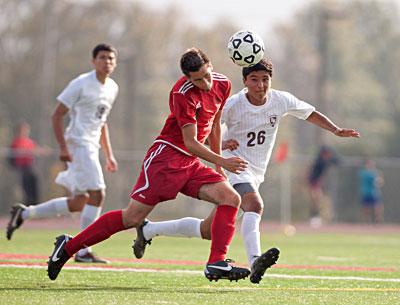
xmin=242 ymin=58 xmax=273 ymax=79
xmin=92 ymin=43 xmax=118 ymax=59
xmin=180 ymin=48 xmax=210 ymax=76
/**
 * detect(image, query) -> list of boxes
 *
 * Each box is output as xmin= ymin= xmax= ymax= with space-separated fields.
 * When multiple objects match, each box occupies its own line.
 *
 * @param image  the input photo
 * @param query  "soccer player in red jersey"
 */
xmin=47 ymin=48 xmax=250 ymax=282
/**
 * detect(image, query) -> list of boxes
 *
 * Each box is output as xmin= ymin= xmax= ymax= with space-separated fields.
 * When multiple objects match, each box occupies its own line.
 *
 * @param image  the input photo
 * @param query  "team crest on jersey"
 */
xmin=96 ymin=104 xmax=108 ymax=120
xmin=268 ymin=115 xmax=277 ymax=127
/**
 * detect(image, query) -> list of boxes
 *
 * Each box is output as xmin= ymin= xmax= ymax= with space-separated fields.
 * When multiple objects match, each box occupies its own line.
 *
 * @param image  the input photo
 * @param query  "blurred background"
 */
xmin=1 ymin=0 xmax=400 ymax=224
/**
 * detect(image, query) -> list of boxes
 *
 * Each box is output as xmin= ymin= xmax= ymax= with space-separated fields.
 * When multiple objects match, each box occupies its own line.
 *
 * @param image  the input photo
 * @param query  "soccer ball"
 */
xmin=227 ymin=30 xmax=265 ymax=67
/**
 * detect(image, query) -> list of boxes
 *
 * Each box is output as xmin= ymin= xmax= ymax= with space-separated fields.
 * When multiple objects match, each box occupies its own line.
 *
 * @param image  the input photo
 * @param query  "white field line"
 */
xmin=1 ymin=263 xmax=400 ymax=283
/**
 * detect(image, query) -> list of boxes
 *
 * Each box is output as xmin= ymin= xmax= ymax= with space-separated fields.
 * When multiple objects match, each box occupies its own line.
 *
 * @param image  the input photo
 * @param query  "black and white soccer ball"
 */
xmin=227 ymin=30 xmax=265 ymax=67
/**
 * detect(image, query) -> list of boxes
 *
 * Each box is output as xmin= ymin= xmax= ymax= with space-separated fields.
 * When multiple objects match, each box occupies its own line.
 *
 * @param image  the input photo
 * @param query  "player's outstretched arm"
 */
xmin=306 ymin=111 xmax=360 ymax=138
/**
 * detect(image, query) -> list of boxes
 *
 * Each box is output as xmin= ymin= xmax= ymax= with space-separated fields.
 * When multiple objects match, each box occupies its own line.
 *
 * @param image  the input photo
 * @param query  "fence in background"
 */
xmin=1 ymin=147 xmax=399 ymax=224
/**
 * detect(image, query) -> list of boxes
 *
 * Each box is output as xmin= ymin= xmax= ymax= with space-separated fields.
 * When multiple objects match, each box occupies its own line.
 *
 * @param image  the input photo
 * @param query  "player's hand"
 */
xmin=221 ymin=157 xmax=248 ymax=174
xmin=215 ymin=165 xmax=227 ymax=178
xmin=222 ymin=139 xmax=239 ymax=151
xmin=106 ymin=156 xmax=118 ymax=172
xmin=333 ymin=128 xmax=360 ymax=138
xmin=59 ymin=147 xmax=72 ymax=162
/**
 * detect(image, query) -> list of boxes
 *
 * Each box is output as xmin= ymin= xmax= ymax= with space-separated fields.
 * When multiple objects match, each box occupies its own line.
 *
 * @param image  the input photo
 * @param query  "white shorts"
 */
xmin=226 ymin=166 xmax=262 ymax=190
xmin=55 ymin=144 xmax=105 ymax=194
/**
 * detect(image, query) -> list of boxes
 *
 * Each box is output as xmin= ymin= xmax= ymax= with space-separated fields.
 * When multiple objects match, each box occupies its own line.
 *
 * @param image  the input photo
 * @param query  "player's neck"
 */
xmin=95 ymin=71 xmax=109 ymax=84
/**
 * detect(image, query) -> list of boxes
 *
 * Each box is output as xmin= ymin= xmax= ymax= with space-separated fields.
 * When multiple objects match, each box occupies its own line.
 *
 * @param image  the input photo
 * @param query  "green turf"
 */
xmin=1 ymin=228 xmax=399 ymax=305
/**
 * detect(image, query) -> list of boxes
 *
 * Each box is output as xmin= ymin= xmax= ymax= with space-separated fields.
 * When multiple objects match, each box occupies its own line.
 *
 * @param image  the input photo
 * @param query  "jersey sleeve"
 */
xmin=221 ymin=95 xmax=234 ymax=125
xmin=219 ymin=79 xmax=231 ymax=111
xmin=112 ymin=80 xmax=119 ymax=100
xmin=221 ymin=106 xmax=228 ymax=125
xmin=283 ymin=91 xmax=315 ymax=120
xmin=57 ymin=77 xmax=82 ymax=109
xmin=172 ymin=92 xmax=197 ymax=128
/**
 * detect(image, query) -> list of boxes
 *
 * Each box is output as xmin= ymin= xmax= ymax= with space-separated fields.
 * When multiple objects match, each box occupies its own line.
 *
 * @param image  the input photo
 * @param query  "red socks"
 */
xmin=64 ymin=206 xmax=238 ymax=263
xmin=208 ymin=205 xmax=238 ymax=263
xmin=65 ymin=210 xmax=125 ymax=256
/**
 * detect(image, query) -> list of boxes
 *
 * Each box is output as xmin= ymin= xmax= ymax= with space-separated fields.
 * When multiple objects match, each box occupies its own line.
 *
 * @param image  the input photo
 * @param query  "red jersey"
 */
xmin=155 ymin=72 xmax=231 ymax=155
xmin=10 ymin=136 xmax=36 ymax=167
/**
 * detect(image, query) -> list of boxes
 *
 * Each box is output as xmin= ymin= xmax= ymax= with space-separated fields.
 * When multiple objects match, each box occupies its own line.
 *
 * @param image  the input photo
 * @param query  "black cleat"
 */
xmin=47 ymin=234 xmax=72 ymax=280
xmin=204 ymin=259 xmax=250 ymax=282
xmin=250 ymin=247 xmax=280 ymax=284
xmin=74 ymin=252 xmax=109 ymax=264
xmin=6 ymin=203 xmax=27 ymax=240
xmin=132 ymin=220 xmax=152 ymax=259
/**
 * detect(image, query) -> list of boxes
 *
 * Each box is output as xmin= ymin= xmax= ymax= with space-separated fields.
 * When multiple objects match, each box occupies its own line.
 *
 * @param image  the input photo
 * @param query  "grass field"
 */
xmin=1 ymin=223 xmax=399 ymax=305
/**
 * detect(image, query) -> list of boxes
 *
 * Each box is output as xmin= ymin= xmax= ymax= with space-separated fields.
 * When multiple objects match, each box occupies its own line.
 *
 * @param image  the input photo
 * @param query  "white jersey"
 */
xmin=57 ymin=70 xmax=119 ymax=147
xmin=222 ymin=88 xmax=315 ymax=186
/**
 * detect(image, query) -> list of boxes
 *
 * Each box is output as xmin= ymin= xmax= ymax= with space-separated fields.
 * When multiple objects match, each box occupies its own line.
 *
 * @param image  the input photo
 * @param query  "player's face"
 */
xmin=244 ymin=70 xmax=271 ymax=104
xmin=92 ymin=51 xmax=117 ymax=76
xmin=188 ymin=64 xmax=213 ymax=91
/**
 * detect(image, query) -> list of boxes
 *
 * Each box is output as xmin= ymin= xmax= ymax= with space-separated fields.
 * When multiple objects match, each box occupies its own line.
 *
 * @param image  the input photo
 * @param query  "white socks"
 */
xmin=80 ymin=204 xmax=102 ymax=230
xmin=241 ymin=212 xmax=262 ymax=266
xmin=77 ymin=204 xmax=102 ymax=256
xmin=143 ymin=217 xmax=202 ymax=240
xmin=139 ymin=212 xmax=263 ymax=268
xmin=21 ymin=197 xmax=69 ymax=220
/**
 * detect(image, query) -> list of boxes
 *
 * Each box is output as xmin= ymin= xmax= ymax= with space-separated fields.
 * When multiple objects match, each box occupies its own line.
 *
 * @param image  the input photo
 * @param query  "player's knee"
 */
xmin=88 ymin=189 xmax=105 ymax=206
xmin=242 ymin=200 xmax=264 ymax=214
xmin=68 ymin=193 xmax=89 ymax=212
xmin=222 ymin=190 xmax=241 ymax=207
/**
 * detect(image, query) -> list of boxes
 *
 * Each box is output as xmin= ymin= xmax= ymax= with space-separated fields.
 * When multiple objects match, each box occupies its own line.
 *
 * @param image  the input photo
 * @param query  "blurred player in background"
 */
xmin=133 ymin=58 xmax=360 ymax=284
xmin=358 ymin=159 xmax=384 ymax=223
xmin=7 ymin=43 xmax=119 ymax=264
xmin=308 ymin=145 xmax=339 ymax=227
xmin=46 ymin=47 xmax=251 ymax=282
xmin=8 ymin=121 xmax=50 ymax=205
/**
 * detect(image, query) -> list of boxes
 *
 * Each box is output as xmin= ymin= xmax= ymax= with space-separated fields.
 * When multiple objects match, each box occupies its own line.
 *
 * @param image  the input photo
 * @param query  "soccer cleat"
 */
xmin=249 ymin=247 xmax=280 ymax=284
xmin=74 ymin=252 xmax=109 ymax=264
xmin=132 ymin=220 xmax=152 ymax=259
xmin=6 ymin=203 xmax=27 ymax=240
xmin=204 ymin=259 xmax=250 ymax=282
xmin=47 ymin=234 xmax=72 ymax=280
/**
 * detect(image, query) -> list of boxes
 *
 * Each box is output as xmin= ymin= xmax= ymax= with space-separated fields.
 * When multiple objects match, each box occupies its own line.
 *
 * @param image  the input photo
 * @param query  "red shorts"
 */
xmin=130 ymin=143 xmax=225 ymax=206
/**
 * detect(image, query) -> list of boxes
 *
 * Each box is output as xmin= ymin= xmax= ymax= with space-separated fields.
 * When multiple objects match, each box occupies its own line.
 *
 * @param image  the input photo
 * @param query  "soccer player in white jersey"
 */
xmin=132 ymin=58 xmax=360 ymax=283
xmin=7 ymin=43 xmax=119 ymax=263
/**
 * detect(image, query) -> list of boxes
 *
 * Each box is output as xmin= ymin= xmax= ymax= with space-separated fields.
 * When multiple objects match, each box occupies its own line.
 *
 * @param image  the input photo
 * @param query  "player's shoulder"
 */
xmin=212 ymin=72 xmax=231 ymax=98
xmin=212 ymin=72 xmax=230 ymax=82
xmin=75 ymin=70 xmax=94 ymax=81
xmin=212 ymin=72 xmax=231 ymax=89
xmin=270 ymin=88 xmax=296 ymax=100
xmin=68 ymin=70 xmax=94 ymax=87
xmin=225 ymin=89 xmax=245 ymax=109
xmin=107 ymin=77 xmax=119 ymax=90
xmin=172 ymin=76 xmax=194 ymax=95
